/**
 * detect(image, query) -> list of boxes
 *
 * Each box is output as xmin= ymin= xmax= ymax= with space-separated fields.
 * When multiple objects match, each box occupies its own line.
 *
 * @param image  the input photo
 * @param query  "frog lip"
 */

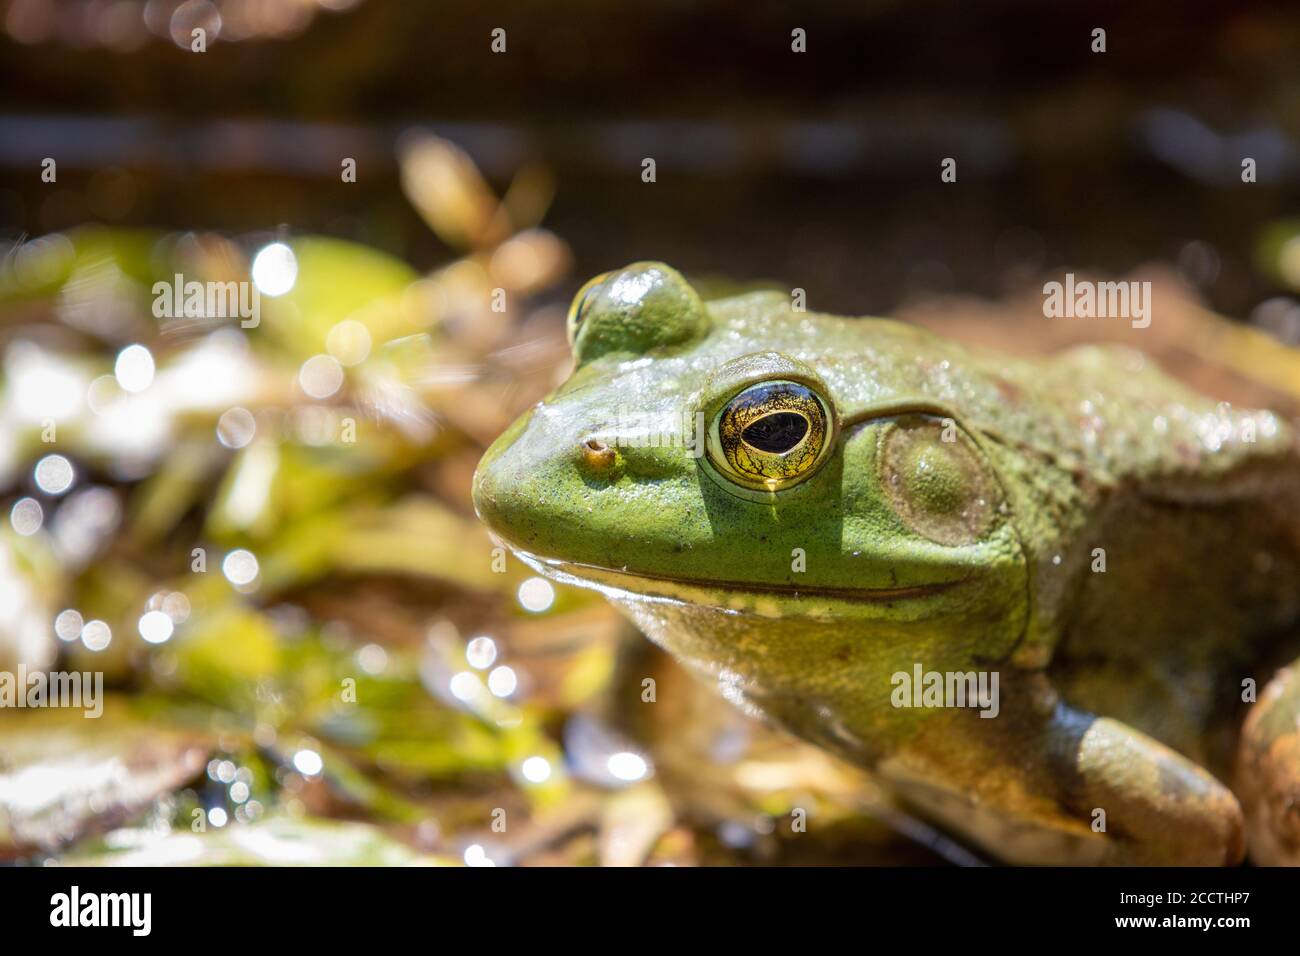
xmin=496 ymin=538 xmax=967 ymax=604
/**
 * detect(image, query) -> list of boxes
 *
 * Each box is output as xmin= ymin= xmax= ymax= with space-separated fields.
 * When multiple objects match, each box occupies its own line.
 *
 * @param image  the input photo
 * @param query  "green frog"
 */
xmin=473 ymin=262 xmax=1300 ymax=865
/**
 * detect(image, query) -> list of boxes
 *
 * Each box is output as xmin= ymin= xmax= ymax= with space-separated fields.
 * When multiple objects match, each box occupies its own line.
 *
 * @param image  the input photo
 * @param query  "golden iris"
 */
xmin=566 ymin=272 xmax=611 ymax=347
xmin=713 ymin=381 xmax=829 ymax=488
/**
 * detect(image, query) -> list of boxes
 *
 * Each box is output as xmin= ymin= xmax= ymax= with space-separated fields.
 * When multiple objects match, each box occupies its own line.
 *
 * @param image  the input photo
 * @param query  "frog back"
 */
xmin=977 ymin=343 xmax=1300 ymax=764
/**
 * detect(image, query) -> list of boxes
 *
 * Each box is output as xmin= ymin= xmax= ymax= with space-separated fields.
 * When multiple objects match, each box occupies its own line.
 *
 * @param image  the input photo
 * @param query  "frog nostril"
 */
xmin=580 ymin=438 xmax=618 ymax=472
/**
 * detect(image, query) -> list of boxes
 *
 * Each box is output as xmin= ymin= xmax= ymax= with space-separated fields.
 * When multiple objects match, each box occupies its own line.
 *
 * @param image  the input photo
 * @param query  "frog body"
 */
xmin=474 ymin=263 xmax=1300 ymax=865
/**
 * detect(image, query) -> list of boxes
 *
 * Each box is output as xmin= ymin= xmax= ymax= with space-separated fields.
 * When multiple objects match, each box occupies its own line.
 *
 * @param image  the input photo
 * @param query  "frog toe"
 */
xmin=1238 ymin=664 xmax=1300 ymax=865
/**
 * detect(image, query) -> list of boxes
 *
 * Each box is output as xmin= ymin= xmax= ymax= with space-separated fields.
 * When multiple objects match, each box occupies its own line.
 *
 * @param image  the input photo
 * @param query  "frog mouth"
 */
xmin=499 ymin=542 xmax=966 ymax=607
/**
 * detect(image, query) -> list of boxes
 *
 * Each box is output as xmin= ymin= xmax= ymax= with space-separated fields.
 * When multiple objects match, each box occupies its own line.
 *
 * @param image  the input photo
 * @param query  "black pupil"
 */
xmin=573 ymin=283 xmax=602 ymax=331
xmin=572 ymin=292 xmax=592 ymax=329
xmin=742 ymin=412 xmax=808 ymax=453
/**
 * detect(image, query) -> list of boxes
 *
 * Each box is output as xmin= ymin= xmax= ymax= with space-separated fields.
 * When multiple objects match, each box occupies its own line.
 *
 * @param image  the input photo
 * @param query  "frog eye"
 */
xmin=880 ymin=417 xmax=1001 ymax=546
xmin=566 ymin=272 xmax=611 ymax=348
xmin=565 ymin=263 xmax=709 ymax=365
xmin=708 ymin=380 xmax=832 ymax=490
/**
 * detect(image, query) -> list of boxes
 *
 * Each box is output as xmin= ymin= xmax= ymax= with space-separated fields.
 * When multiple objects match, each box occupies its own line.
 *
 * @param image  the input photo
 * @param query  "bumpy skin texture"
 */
xmin=474 ymin=262 xmax=1300 ymax=865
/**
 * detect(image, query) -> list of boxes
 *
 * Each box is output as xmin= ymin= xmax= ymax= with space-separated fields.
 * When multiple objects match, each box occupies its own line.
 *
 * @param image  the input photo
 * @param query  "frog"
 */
xmin=473 ymin=262 xmax=1300 ymax=865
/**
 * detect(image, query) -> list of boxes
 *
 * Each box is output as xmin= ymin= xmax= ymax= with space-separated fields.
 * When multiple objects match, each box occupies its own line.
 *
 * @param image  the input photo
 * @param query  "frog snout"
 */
xmin=471 ymin=409 xmax=532 ymax=537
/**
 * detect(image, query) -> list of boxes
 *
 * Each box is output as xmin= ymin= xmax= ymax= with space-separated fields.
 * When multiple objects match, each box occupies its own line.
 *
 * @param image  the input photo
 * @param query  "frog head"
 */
xmin=473 ymin=263 xmax=1028 ymax=759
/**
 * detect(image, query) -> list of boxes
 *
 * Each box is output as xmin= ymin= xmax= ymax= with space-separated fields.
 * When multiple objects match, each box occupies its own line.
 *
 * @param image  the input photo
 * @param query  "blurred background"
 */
xmin=2 ymin=0 xmax=1300 ymax=866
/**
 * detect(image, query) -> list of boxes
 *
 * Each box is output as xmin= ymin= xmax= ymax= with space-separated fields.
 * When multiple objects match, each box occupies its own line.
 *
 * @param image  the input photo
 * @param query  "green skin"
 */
xmin=474 ymin=262 xmax=1300 ymax=865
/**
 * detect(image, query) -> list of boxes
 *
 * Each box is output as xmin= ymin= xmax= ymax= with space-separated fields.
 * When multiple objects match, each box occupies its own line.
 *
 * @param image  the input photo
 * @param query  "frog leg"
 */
xmin=879 ymin=676 xmax=1244 ymax=865
xmin=1054 ymin=705 xmax=1245 ymax=865
xmin=1237 ymin=664 xmax=1300 ymax=865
